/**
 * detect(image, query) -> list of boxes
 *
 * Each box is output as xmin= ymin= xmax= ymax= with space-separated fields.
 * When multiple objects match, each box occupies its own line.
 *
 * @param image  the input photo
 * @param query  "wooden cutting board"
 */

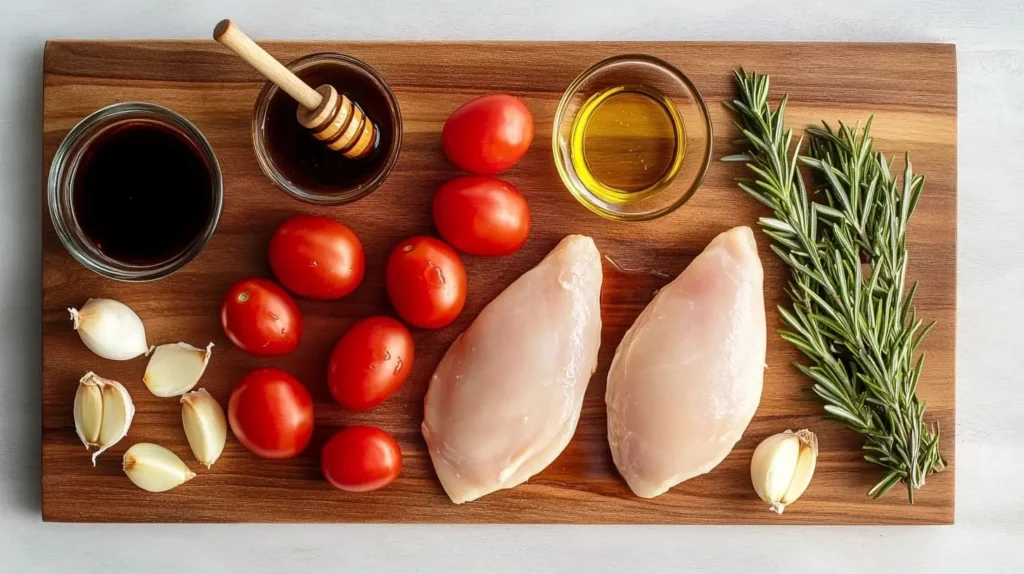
xmin=41 ymin=41 xmax=956 ymax=524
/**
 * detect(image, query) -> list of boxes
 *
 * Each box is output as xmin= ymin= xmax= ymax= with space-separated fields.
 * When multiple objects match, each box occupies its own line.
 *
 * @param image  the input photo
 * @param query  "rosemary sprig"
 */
xmin=723 ymin=69 xmax=946 ymax=502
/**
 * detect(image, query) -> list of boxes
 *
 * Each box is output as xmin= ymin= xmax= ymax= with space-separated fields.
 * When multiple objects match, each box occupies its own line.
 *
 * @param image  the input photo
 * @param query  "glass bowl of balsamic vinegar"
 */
xmin=49 ymin=102 xmax=223 ymax=281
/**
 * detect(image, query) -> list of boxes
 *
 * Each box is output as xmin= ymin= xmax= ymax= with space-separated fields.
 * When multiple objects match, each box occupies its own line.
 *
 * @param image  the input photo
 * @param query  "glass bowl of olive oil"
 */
xmin=553 ymin=54 xmax=713 ymax=221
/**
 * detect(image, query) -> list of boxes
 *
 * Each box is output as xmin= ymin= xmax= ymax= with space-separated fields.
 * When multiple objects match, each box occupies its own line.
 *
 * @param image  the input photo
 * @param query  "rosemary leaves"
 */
xmin=724 ymin=69 xmax=945 ymax=502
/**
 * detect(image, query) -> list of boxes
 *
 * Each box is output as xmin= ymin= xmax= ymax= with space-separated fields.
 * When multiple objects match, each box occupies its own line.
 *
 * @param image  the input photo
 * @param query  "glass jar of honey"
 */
xmin=251 ymin=52 xmax=403 ymax=205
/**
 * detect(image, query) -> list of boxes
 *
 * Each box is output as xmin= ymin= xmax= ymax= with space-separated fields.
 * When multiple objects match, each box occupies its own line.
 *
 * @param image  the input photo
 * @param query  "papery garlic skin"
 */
xmin=73 ymin=372 xmax=135 ymax=466
xmin=750 ymin=429 xmax=818 ymax=514
xmin=143 ymin=342 xmax=213 ymax=397
xmin=181 ymin=388 xmax=227 ymax=468
xmin=69 ymin=299 xmax=149 ymax=360
xmin=122 ymin=443 xmax=196 ymax=492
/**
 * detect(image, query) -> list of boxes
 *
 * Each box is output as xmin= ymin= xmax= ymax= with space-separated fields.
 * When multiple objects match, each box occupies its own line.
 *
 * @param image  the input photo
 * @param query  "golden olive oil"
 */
xmin=569 ymin=84 xmax=685 ymax=205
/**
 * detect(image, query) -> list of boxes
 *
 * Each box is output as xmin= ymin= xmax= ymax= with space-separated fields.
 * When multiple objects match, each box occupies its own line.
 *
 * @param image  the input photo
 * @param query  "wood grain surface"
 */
xmin=41 ymin=41 xmax=956 ymax=524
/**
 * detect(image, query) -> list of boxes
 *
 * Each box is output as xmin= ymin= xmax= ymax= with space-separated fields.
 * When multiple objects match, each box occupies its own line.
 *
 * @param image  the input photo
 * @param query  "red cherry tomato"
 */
xmin=228 ymin=368 xmax=314 ymax=459
xmin=268 ymin=214 xmax=365 ymax=300
xmin=321 ymin=425 xmax=402 ymax=492
xmin=328 ymin=316 xmax=414 ymax=410
xmin=385 ymin=236 xmax=467 ymax=329
xmin=220 ymin=278 xmax=302 ymax=355
xmin=433 ymin=176 xmax=530 ymax=256
xmin=441 ymin=94 xmax=534 ymax=175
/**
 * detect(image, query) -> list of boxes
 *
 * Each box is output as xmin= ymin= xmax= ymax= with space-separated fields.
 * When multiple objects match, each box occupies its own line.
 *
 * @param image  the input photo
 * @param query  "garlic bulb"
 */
xmin=73 ymin=372 xmax=135 ymax=466
xmin=143 ymin=342 xmax=213 ymax=397
xmin=750 ymin=429 xmax=818 ymax=514
xmin=69 ymin=299 xmax=149 ymax=360
xmin=122 ymin=443 xmax=196 ymax=492
xmin=181 ymin=389 xmax=227 ymax=468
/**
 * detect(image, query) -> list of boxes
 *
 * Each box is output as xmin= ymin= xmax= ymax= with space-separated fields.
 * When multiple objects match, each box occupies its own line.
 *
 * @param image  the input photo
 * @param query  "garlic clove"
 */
xmin=73 ymin=378 xmax=103 ymax=447
xmin=143 ymin=342 xmax=213 ymax=397
xmin=91 ymin=376 xmax=136 ymax=465
xmin=69 ymin=299 xmax=149 ymax=360
xmin=73 ymin=372 xmax=135 ymax=466
xmin=780 ymin=429 xmax=817 ymax=506
xmin=181 ymin=388 xmax=227 ymax=468
xmin=761 ymin=434 xmax=800 ymax=502
xmin=750 ymin=429 xmax=818 ymax=514
xmin=122 ymin=443 xmax=196 ymax=492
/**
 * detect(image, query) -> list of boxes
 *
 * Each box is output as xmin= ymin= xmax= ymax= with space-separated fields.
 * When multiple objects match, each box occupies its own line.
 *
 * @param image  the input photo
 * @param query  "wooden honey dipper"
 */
xmin=214 ymin=19 xmax=377 ymax=159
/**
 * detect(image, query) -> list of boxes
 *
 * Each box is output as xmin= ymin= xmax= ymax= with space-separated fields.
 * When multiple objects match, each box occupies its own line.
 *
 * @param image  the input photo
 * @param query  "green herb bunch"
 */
xmin=724 ymin=70 xmax=945 ymax=501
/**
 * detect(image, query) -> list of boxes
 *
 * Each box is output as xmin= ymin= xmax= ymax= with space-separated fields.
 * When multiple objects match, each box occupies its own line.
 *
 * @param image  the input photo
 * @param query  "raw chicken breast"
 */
xmin=422 ymin=235 xmax=603 ymax=504
xmin=606 ymin=226 xmax=766 ymax=498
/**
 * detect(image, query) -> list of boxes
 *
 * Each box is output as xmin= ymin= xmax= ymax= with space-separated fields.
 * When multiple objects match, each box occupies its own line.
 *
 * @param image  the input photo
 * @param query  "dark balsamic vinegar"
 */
xmin=263 ymin=62 xmax=394 ymax=193
xmin=73 ymin=121 xmax=214 ymax=265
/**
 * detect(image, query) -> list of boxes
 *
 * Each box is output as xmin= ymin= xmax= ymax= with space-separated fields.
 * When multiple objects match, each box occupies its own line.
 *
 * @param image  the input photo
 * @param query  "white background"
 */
xmin=2 ymin=1 xmax=1022 ymax=572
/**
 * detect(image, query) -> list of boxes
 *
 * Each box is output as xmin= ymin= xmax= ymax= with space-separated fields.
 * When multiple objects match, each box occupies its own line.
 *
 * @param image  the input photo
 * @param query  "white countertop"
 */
xmin=3 ymin=0 xmax=1022 ymax=572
